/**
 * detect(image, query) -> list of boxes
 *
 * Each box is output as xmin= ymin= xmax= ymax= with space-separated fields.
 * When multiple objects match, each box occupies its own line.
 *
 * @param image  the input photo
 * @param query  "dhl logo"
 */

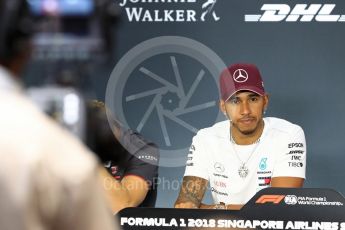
xmin=255 ymin=195 xmax=285 ymax=204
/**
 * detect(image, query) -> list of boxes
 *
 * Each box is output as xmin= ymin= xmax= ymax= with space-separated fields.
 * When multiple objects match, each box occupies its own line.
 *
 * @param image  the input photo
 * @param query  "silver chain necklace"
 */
xmin=230 ymin=127 xmax=262 ymax=179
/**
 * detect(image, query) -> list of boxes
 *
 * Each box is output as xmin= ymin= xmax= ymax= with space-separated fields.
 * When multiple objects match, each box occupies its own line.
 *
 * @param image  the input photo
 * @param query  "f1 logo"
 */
xmin=256 ymin=195 xmax=285 ymax=204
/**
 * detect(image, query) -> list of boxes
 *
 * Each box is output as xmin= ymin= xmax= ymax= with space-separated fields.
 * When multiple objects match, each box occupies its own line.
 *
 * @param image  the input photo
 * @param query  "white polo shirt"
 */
xmin=184 ymin=117 xmax=306 ymax=205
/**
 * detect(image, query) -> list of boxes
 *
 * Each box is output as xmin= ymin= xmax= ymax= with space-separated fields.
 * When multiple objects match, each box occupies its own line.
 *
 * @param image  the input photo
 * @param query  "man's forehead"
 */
xmin=233 ymin=90 xmax=260 ymax=97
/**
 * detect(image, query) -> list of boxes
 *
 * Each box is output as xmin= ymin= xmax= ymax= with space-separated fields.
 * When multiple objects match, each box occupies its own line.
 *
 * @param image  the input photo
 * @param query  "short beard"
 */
xmin=231 ymin=119 xmax=262 ymax=136
xmin=232 ymin=123 xmax=256 ymax=135
xmin=239 ymin=128 xmax=257 ymax=135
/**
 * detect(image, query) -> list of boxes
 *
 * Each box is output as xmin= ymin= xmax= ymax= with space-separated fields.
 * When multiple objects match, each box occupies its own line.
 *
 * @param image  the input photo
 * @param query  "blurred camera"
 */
xmin=27 ymin=86 xmax=86 ymax=140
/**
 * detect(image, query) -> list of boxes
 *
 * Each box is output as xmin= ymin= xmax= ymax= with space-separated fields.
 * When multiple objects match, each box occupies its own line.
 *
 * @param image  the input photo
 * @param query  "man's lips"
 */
xmin=239 ymin=117 xmax=256 ymax=124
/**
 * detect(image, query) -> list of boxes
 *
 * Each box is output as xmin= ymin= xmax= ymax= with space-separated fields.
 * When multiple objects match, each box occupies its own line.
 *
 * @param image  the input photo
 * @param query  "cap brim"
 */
xmin=224 ymin=86 xmax=265 ymax=102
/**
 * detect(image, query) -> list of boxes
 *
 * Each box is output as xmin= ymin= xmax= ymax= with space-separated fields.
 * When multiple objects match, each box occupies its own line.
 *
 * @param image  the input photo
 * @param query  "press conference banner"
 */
xmin=118 ymin=188 xmax=345 ymax=230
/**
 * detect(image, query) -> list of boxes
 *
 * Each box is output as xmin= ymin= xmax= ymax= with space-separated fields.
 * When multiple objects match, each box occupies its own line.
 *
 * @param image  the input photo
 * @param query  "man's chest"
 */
xmin=206 ymin=139 xmax=281 ymax=192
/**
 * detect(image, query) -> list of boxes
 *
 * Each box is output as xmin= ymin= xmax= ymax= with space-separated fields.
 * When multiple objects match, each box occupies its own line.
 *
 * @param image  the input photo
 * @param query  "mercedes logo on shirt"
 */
xmin=233 ymin=69 xmax=249 ymax=83
xmin=214 ymin=162 xmax=225 ymax=173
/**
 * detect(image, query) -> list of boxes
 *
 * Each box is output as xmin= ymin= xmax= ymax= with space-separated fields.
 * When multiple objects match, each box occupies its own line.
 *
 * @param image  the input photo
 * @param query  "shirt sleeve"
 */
xmin=183 ymin=133 xmax=209 ymax=180
xmin=272 ymin=126 xmax=307 ymax=179
xmin=122 ymin=130 xmax=159 ymax=185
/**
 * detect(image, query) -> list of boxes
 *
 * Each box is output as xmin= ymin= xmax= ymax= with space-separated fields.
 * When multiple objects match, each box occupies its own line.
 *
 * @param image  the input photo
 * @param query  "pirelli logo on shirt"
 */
xmin=287 ymin=150 xmax=304 ymax=155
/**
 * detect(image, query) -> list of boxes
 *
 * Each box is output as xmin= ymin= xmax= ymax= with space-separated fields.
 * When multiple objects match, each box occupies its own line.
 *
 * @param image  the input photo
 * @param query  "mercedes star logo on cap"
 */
xmin=233 ymin=69 xmax=249 ymax=83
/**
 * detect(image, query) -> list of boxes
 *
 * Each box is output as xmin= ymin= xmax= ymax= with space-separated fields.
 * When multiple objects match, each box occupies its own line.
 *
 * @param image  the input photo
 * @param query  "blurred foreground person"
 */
xmin=0 ymin=0 xmax=118 ymax=229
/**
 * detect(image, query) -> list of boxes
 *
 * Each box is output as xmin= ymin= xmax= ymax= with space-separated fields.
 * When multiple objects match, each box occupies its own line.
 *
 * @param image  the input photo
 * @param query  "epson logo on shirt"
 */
xmin=116 ymin=0 xmax=221 ymax=22
xmin=288 ymin=143 xmax=304 ymax=148
xmin=189 ymin=145 xmax=195 ymax=155
xmin=245 ymin=4 xmax=345 ymax=22
xmin=190 ymin=145 xmax=195 ymax=151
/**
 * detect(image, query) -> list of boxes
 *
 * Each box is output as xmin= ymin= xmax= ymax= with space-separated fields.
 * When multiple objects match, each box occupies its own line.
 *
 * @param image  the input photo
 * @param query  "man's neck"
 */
xmin=231 ymin=120 xmax=264 ymax=145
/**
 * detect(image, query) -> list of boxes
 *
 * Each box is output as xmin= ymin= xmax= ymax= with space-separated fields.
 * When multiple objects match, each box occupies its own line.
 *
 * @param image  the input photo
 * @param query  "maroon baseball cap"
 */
xmin=219 ymin=63 xmax=265 ymax=101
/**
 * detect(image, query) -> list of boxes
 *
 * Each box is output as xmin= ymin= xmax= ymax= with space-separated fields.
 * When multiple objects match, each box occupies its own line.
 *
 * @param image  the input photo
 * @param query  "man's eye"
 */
xmin=250 ymin=97 xmax=259 ymax=102
xmin=230 ymin=98 xmax=239 ymax=104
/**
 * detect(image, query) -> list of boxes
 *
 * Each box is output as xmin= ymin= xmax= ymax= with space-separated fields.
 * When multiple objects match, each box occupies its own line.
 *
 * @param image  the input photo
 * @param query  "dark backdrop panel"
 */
xmin=27 ymin=0 xmax=345 ymax=207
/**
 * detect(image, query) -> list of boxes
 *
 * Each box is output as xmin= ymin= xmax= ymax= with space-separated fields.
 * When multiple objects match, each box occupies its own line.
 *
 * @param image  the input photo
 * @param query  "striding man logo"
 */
xmin=201 ymin=0 xmax=220 ymax=21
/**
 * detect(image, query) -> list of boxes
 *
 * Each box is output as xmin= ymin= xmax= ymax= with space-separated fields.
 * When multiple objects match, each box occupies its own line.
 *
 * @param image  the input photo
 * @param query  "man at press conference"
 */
xmin=175 ymin=63 xmax=307 ymax=210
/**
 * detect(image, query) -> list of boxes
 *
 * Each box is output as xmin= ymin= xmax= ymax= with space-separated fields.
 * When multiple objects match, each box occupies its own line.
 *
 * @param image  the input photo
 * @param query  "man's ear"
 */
xmin=219 ymin=99 xmax=226 ymax=113
xmin=263 ymin=94 xmax=269 ymax=111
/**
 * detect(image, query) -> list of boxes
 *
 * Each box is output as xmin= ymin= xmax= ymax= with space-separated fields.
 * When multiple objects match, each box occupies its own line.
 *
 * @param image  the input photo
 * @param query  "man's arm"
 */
xmin=199 ymin=203 xmax=243 ymax=210
xmin=197 ymin=177 xmax=303 ymax=210
xmin=99 ymin=167 xmax=149 ymax=213
xmin=271 ymin=176 xmax=304 ymax=187
xmin=174 ymin=176 xmax=208 ymax=208
xmin=271 ymin=127 xmax=306 ymax=188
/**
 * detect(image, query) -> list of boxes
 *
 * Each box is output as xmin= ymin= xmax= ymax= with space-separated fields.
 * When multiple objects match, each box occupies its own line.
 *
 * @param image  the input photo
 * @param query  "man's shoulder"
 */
xmin=123 ymin=130 xmax=159 ymax=164
xmin=196 ymin=120 xmax=229 ymax=138
xmin=265 ymin=117 xmax=304 ymax=135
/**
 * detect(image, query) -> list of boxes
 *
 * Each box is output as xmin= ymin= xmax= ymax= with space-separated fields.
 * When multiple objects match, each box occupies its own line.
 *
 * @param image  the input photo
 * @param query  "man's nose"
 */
xmin=240 ymin=101 xmax=250 ymax=115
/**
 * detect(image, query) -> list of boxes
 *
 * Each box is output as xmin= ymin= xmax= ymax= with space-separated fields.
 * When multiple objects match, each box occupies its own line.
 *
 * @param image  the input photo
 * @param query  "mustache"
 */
xmin=238 ymin=116 xmax=256 ymax=120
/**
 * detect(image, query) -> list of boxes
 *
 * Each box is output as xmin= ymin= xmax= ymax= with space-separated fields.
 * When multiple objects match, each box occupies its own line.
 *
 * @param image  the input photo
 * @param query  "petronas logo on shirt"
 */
xmin=259 ymin=157 xmax=268 ymax=170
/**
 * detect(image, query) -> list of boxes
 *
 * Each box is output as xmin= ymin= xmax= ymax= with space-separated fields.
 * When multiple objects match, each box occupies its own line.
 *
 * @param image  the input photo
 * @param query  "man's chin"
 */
xmin=232 ymin=119 xmax=263 ymax=136
xmin=236 ymin=124 xmax=258 ymax=135
xmin=239 ymin=129 xmax=256 ymax=135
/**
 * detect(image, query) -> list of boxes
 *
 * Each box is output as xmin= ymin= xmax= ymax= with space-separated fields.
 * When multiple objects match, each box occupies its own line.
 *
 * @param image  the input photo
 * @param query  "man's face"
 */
xmin=220 ymin=91 xmax=269 ymax=135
